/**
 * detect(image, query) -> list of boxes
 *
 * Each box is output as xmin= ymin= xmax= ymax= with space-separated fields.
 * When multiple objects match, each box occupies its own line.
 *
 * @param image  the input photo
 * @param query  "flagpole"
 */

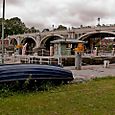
xmin=1 ymin=0 xmax=5 ymax=64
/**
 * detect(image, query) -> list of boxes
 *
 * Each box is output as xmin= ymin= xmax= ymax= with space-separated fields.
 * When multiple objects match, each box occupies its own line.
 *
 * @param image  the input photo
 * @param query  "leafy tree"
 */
xmin=5 ymin=17 xmax=27 ymax=35
xmin=29 ymin=27 xmax=37 ymax=33
xmin=42 ymin=28 xmax=49 ymax=32
xmin=56 ymin=25 xmax=67 ymax=30
xmin=0 ymin=18 xmax=3 ymax=38
xmin=0 ymin=17 xmax=40 ymax=38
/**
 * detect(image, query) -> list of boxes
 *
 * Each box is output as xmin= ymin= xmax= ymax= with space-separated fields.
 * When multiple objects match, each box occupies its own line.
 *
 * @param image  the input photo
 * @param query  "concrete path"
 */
xmin=64 ymin=64 xmax=115 ymax=81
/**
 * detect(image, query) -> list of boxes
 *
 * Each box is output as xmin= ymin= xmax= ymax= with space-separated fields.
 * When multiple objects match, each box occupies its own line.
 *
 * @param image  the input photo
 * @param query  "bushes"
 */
xmin=0 ymin=79 xmax=65 ymax=98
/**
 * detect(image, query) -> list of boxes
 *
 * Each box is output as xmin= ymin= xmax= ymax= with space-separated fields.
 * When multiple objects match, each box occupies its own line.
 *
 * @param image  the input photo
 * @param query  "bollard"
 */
xmin=12 ymin=54 xmax=15 ymax=63
xmin=75 ymin=52 xmax=82 ymax=70
xmin=104 ymin=60 xmax=110 ymax=68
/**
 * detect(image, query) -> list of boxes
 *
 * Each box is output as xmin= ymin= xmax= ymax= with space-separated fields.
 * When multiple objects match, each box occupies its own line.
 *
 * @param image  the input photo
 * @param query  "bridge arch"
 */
xmin=79 ymin=31 xmax=115 ymax=40
xmin=39 ymin=34 xmax=65 ymax=50
xmin=10 ymin=38 xmax=18 ymax=46
xmin=21 ymin=36 xmax=37 ymax=54
xmin=78 ymin=31 xmax=115 ymax=51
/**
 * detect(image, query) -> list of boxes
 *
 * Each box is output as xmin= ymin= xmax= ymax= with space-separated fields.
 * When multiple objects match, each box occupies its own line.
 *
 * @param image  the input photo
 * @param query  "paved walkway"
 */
xmin=64 ymin=64 xmax=115 ymax=81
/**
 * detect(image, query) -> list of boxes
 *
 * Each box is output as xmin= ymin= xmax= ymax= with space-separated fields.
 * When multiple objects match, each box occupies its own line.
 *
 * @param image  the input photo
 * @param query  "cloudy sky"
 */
xmin=0 ymin=0 xmax=115 ymax=30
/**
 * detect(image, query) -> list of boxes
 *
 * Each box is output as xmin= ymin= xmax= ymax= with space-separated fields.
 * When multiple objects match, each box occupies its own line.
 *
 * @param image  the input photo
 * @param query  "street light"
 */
xmin=1 ymin=0 xmax=5 ymax=64
xmin=97 ymin=17 xmax=100 ymax=26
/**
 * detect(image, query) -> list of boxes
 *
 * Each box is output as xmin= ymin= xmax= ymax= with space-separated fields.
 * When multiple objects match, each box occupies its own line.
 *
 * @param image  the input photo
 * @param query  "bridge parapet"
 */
xmin=7 ymin=25 xmax=115 ymax=50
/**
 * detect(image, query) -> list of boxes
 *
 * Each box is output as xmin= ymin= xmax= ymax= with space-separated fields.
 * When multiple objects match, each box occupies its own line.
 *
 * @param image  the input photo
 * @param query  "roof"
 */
xmin=51 ymin=39 xmax=85 ymax=44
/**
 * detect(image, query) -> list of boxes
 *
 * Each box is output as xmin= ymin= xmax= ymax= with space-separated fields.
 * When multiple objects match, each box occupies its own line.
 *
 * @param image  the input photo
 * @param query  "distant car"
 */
xmin=0 ymin=64 xmax=73 ymax=83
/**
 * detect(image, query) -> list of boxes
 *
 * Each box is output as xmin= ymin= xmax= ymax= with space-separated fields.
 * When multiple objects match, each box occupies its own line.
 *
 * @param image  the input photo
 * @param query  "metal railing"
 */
xmin=1 ymin=52 xmax=115 ymax=65
xmin=3 ymin=55 xmax=59 ymax=65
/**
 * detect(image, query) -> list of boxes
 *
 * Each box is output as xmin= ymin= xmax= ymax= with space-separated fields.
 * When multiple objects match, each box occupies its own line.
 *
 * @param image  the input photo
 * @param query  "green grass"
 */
xmin=0 ymin=77 xmax=115 ymax=115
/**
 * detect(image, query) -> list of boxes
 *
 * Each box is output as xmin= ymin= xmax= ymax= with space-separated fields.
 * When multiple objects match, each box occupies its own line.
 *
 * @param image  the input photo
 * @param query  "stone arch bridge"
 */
xmin=7 ymin=25 xmax=115 ymax=53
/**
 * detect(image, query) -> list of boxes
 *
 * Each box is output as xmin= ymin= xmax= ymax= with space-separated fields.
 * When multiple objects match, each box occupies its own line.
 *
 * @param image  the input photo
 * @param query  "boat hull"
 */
xmin=0 ymin=64 xmax=73 ymax=83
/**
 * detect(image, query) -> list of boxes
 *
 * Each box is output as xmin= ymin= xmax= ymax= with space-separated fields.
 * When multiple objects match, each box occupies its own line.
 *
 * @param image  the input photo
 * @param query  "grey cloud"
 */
xmin=6 ymin=0 xmax=22 ymax=5
xmin=3 ymin=0 xmax=115 ymax=29
xmin=25 ymin=20 xmax=48 ymax=30
xmin=50 ymin=0 xmax=115 ymax=27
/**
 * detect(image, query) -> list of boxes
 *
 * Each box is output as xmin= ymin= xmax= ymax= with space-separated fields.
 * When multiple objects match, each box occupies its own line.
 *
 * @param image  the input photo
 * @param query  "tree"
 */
xmin=5 ymin=17 xmax=27 ymax=35
xmin=42 ymin=28 xmax=49 ymax=32
xmin=29 ymin=27 xmax=37 ymax=33
xmin=56 ymin=25 xmax=67 ymax=30
xmin=0 ymin=18 xmax=3 ymax=38
xmin=0 ymin=17 xmax=40 ymax=38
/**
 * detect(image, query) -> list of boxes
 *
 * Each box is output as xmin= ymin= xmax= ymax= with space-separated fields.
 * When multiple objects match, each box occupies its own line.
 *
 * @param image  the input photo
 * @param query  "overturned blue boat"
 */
xmin=0 ymin=64 xmax=73 ymax=83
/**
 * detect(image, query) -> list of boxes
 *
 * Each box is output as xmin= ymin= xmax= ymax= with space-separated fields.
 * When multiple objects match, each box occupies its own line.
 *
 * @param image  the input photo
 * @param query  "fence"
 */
xmin=2 ymin=52 xmax=115 ymax=66
xmin=3 ymin=55 xmax=59 ymax=65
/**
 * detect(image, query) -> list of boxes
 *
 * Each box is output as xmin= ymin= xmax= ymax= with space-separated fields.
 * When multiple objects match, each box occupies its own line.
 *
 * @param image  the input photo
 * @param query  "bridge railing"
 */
xmin=3 ymin=51 xmax=115 ymax=65
xmin=3 ymin=55 xmax=59 ymax=65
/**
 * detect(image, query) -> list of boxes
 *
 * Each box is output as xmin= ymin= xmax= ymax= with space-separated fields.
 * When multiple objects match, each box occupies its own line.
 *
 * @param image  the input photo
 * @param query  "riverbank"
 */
xmin=64 ymin=63 xmax=115 ymax=81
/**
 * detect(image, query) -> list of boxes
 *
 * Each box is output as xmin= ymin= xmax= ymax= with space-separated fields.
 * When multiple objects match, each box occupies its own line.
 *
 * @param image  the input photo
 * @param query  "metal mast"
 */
xmin=1 ymin=0 xmax=5 ymax=64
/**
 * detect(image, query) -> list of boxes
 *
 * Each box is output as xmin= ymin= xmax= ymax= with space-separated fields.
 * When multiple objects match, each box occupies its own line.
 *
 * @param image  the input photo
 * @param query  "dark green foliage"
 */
xmin=0 ymin=17 xmax=26 ymax=38
xmin=42 ymin=28 xmax=49 ymax=32
xmin=0 ymin=79 xmax=65 ymax=98
xmin=0 ymin=17 xmax=40 ymax=38
xmin=56 ymin=25 xmax=67 ymax=30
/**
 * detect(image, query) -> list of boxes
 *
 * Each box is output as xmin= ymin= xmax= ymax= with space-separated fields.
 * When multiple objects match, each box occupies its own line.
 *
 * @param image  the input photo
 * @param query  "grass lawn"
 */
xmin=0 ymin=77 xmax=115 ymax=115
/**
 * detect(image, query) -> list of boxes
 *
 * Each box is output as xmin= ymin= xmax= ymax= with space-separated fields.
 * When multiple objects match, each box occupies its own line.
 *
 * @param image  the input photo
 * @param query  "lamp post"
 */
xmin=98 ymin=17 xmax=100 ymax=26
xmin=1 ymin=0 xmax=5 ymax=64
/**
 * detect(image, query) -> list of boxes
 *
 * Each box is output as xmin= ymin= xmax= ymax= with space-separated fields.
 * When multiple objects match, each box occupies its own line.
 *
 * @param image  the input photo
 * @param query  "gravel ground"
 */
xmin=64 ymin=64 xmax=115 ymax=82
